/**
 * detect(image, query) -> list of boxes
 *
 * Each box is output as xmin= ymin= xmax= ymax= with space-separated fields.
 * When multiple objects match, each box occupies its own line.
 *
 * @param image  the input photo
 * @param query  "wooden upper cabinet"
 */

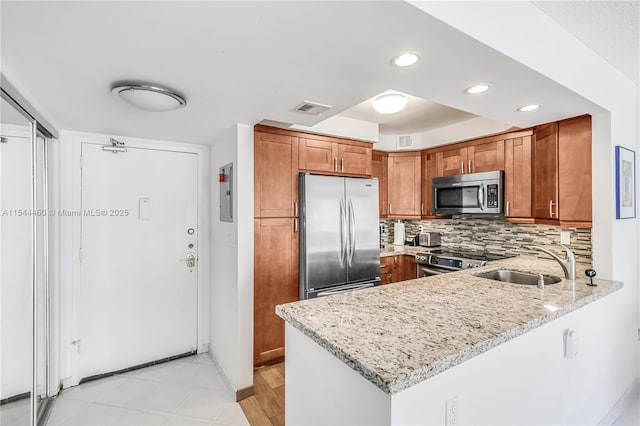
xmin=372 ymin=151 xmax=388 ymax=218
xmin=298 ymin=138 xmax=337 ymax=173
xmin=298 ymin=136 xmax=373 ymax=177
xmin=439 ymin=146 xmax=468 ymax=176
xmin=388 ymin=152 xmax=422 ymax=218
xmin=421 ymin=152 xmax=441 ymax=217
xmin=438 ymin=140 xmax=504 ymax=176
xmin=533 ymin=122 xmax=559 ymax=220
xmin=338 ymin=143 xmax=372 ymax=175
xmin=254 ymin=217 xmax=299 ymax=366
xmin=504 ymin=136 xmax=533 ymax=220
xmin=467 ymin=140 xmax=505 ymax=173
xmin=254 ymin=131 xmax=299 ymax=218
xmin=558 ymin=116 xmax=592 ymax=223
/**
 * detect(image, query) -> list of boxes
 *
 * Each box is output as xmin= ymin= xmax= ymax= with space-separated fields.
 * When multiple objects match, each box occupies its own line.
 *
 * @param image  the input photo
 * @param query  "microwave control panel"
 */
xmin=487 ymin=184 xmax=499 ymax=208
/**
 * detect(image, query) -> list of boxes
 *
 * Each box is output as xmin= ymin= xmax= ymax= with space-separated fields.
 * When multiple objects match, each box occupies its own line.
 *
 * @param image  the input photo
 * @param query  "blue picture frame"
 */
xmin=615 ymin=146 xmax=636 ymax=219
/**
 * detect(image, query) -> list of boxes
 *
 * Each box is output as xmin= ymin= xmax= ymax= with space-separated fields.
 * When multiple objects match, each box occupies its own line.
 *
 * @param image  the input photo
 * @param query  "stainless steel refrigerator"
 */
xmin=299 ymin=173 xmax=380 ymax=299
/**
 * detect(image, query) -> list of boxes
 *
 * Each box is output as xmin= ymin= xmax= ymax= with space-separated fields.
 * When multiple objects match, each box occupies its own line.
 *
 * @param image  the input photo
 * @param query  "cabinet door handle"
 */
xmin=334 ymin=157 xmax=338 ymax=171
xmin=461 ymin=161 xmax=464 ymax=174
xmin=341 ymin=158 xmax=344 ymax=172
xmin=294 ymin=202 xmax=298 ymax=217
xmin=294 ymin=218 xmax=298 ymax=233
xmin=468 ymin=160 xmax=472 ymax=174
xmin=505 ymin=201 xmax=510 ymax=217
xmin=389 ymin=203 xmax=392 ymax=214
xmin=421 ymin=203 xmax=424 ymax=215
xmin=549 ymin=200 xmax=555 ymax=218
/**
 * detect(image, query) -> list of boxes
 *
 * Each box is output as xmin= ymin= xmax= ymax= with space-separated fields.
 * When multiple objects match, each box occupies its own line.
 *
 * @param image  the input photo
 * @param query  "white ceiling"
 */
xmin=533 ymin=1 xmax=639 ymax=84
xmin=338 ymin=90 xmax=481 ymax=135
xmin=1 ymin=1 xmax=605 ymax=144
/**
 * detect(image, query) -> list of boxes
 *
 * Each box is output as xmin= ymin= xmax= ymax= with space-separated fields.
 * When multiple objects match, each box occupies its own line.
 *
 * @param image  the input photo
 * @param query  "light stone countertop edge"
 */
xmin=276 ymin=256 xmax=623 ymax=395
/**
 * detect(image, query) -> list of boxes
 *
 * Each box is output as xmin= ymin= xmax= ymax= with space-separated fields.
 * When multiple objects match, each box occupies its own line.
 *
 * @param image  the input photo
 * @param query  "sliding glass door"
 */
xmin=0 ymin=93 xmax=49 ymax=425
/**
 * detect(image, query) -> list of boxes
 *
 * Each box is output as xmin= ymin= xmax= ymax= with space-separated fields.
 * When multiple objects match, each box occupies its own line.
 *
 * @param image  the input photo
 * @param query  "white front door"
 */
xmin=79 ymin=143 xmax=198 ymax=378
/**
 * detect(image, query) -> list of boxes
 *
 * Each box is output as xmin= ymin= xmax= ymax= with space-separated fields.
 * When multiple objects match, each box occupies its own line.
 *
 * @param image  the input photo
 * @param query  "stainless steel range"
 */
xmin=415 ymin=249 xmax=513 ymax=277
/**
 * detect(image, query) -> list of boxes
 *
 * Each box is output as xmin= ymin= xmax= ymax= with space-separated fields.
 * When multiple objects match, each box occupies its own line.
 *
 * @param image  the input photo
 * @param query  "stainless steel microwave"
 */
xmin=432 ymin=171 xmax=503 ymax=215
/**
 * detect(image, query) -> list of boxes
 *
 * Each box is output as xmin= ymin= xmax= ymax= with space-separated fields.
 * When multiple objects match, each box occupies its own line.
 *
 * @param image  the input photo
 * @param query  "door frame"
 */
xmin=66 ymin=132 xmax=210 ymax=386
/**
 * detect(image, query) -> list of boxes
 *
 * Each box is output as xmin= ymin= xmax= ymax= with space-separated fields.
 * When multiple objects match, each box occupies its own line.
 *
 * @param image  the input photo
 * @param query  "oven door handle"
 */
xmin=478 ymin=183 xmax=485 ymax=210
xmin=419 ymin=265 xmax=452 ymax=275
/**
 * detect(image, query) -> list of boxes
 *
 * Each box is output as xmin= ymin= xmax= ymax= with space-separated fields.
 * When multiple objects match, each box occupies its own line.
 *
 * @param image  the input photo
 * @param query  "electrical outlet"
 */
xmin=445 ymin=397 xmax=458 ymax=425
xmin=418 ymin=224 xmax=424 ymax=232
xmin=560 ymin=231 xmax=571 ymax=245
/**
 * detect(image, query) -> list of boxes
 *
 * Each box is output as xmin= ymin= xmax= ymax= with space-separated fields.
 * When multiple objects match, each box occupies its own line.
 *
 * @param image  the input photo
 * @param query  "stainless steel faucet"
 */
xmin=528 ymin=245 xmax=576 ymax=280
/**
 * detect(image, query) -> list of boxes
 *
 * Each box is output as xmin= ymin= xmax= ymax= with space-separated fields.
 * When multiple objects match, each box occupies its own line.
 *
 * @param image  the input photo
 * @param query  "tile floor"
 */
xmin=0 ymin=397 xmax=30 ymax=426
xmin=46 ymin=354 xmax=249 ymax=426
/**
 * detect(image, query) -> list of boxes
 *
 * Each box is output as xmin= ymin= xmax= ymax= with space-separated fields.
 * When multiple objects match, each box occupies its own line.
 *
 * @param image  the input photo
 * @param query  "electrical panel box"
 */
xmin=219 ymin=163 xmax=233 ymax=222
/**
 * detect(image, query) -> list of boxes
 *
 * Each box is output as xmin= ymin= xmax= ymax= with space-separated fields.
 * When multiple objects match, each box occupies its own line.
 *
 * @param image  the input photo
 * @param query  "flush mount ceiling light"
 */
xmin=111 ymin=84 xmax=187 ymax=112
xmin=373 ymin=93 xmax=408 ymax=114
xmin=517 ymin=104 xmax=541 ymax=112
xmin=465 ymin=84 xmax=491 ymax=94
xmin=391 ymin=52 xmax=421 ymax=67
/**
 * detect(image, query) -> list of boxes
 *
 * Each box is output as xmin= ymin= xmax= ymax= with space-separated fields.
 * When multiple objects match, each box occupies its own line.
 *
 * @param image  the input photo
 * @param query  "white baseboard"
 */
xmin=598 ymin=378 xmax=640 ymax=425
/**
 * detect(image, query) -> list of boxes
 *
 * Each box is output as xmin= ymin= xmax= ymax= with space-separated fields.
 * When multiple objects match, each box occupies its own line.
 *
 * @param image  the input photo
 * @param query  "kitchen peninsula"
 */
xmin=276 ymin=256 xmax=622 ymax=425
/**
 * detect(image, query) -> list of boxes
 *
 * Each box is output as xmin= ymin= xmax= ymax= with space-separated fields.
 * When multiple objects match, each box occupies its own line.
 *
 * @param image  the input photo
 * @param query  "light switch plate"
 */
xmin=560 ymin=231 xmax=571 ymax=245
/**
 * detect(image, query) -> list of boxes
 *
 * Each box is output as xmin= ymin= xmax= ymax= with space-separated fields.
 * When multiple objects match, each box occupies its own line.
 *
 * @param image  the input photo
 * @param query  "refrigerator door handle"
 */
xmin=339 ymin=198 xmax=346 ymax=267
xmin=347 ymin=198 xmax=356 ymax=266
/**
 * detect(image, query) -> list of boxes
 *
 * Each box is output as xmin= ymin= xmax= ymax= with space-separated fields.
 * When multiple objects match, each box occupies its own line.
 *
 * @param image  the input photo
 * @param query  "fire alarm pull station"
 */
xmin=219 ymin=163 xmax=233 ymax=222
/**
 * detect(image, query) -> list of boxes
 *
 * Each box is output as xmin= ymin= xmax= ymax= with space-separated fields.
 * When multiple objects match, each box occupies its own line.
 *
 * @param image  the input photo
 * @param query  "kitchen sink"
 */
xmin=473 ymin=269 xmax=561 ymax=285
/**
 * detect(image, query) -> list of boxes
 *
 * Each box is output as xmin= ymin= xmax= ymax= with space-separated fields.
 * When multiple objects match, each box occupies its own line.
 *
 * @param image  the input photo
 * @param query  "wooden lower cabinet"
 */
xmin=380 ymin=256 xmax=392 ymax=284
xmin=254 ymin=218 xmax=298 ymax=366
xmin=380 ymin=255 xmax=417 ymax=284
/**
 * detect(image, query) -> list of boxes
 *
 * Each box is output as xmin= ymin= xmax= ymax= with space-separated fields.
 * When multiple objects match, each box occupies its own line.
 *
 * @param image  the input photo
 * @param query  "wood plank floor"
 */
xmin=240 ymin=363 xmax=285 ymax=426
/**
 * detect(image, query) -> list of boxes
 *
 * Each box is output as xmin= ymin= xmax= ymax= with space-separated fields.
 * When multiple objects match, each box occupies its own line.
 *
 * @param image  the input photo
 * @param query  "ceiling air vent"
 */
xmin=398 ymin=135 xmax=413 ymax=149
xmin=295 ymin=100 xmax=332 ymax=116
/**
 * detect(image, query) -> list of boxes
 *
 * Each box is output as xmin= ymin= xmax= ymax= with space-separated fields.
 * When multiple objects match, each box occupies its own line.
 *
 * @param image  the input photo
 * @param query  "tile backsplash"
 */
xmin=381 ymin=215 xmax=592 ymax=264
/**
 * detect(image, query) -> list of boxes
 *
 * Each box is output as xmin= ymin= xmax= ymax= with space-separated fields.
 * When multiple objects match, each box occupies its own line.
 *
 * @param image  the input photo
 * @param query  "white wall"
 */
xmin=209 ymin=123 xmax=253 ymax=395
xmin=410 ymin=0 xmax=639 ymax=413
xmin=377 ymin=117 xmax=514 ymax=151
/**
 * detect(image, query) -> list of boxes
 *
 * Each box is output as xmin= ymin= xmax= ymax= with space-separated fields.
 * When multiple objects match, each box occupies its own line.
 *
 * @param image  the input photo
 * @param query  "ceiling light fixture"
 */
xmin=517 ymin=104 xmax=541 ymax=112
xmin=111 ymin=84 xmax=187 ymax=112
xmin=465 ymin=84 xmax=491 ymax=94
xmin=391 ymin=52 xmax=421 ymax=67
xmin=373 ymin=94 xmax=408 ymax=114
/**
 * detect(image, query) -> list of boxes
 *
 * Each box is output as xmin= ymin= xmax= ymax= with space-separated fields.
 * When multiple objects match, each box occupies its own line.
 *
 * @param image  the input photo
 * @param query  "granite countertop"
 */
xmin=379 ymin=245 xmax=425 ymax=257
xmin=276 ymin=255 xmax=622 ymax=394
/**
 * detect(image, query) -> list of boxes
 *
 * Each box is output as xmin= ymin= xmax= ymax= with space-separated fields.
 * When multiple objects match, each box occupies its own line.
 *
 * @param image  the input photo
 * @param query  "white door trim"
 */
xmin=66 ymin=132 xmax=210 ymax=386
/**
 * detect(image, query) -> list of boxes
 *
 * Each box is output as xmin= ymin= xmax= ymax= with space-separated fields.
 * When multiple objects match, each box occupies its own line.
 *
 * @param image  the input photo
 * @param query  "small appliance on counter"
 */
xmin=405 ymin=236 xmax=417 ymax=246
xmin=417 ymin=232 xmax=441 ymax=247
xmin=393 ymin=220 xmax=405 ymax=246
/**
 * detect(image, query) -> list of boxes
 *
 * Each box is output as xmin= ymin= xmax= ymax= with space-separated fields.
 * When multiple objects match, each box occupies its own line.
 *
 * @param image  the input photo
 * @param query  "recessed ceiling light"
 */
xmin=465 ymin=84 xmax=491 ymax=94
xmin=517 ymin=104 xmax=541 ymax=112
xmin=391 ymin=52 xmax=421 ymax=67
xmin=111 ymin=84 xmax=187 ymax=112
xmin=373 ymin=94 xmax=408 ymax=114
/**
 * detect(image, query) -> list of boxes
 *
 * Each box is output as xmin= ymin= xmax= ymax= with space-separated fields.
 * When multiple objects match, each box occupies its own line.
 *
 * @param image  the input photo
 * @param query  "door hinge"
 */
xmin=80 ymin=156 xmax=83 ymax=170
xmin=71 ymin=339 xmax=81 ymax=353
